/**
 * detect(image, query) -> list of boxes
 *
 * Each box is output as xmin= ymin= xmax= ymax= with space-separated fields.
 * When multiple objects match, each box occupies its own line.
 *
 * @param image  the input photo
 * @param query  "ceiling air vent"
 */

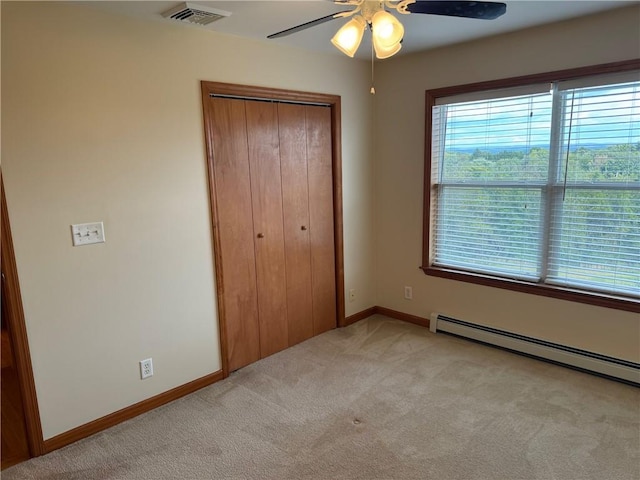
xmin=162 ymin=2 xmax=231 ymax=26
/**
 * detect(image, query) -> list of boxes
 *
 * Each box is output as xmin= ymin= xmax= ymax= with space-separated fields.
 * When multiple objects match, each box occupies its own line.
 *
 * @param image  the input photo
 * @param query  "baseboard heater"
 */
xmin=429 ymin=313 xmax=640 ymax=386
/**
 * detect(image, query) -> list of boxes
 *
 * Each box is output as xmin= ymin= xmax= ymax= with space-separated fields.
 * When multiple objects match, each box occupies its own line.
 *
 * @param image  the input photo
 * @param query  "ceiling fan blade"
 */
xmin=267 ymin=10 xmax=352 ymax=39
xmin=407 ymin=1 xmax=506 ymax=20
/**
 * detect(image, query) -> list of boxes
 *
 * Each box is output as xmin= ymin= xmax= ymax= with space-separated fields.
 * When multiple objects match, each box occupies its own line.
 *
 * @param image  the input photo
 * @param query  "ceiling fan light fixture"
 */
xmin=371 ymin=10 xmax=404 ymax=48
xmin=331 ymin=16 xmax=367 ymax=57
xmin=373 ymin=37 xmax=402 ymax=59
xmin=268 ymin=1 xmax=508 ymax=60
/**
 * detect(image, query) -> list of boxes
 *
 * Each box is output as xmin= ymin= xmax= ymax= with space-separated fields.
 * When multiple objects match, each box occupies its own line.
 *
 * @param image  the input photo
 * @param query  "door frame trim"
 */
xmin=200 ymin=82 xmax=345 ymax=377
xmin=1 ymin=174 xmax=45 ymax=458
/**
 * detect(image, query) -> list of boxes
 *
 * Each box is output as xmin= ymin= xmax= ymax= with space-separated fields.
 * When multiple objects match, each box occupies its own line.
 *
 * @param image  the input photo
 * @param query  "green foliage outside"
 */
xmin=442 ymin=142 xmax=640 ymax=182
xmin=436 ymin=143 xmax=640 ymax=294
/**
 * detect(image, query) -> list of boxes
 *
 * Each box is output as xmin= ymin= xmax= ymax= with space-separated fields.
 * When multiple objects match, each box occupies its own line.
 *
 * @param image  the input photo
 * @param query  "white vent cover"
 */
xmin=162 ymin=2 xmax=231 ymax=26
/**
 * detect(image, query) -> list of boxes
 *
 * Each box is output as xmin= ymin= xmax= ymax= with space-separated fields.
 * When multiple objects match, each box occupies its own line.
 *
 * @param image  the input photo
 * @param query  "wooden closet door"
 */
xmin=306 ymin=105 xmax=336 ymax=335
xmin=204 ymin=84 xmax=340 ymax=373
xmin=245 ymin=101 xmax=289 ymax=357
xmin=278 ymin=103 xmax=314 ymax=346
xmin=209 ymin=97 xmax=260 ymax=372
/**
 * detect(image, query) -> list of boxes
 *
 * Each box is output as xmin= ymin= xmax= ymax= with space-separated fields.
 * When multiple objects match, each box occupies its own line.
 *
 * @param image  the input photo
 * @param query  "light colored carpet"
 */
xmin=3 ymin=315 xmax=639 ymax=479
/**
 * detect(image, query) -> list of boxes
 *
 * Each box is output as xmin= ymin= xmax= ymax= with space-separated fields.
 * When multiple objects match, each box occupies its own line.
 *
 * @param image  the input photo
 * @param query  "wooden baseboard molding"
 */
xmin=344 ymin=306 xmax=430 ymax=329
xmin=375 ymin=306 xmax=430 ymax=328
xmin=344 ymin=307 xmax=378 ymax=326
xmin=43 ymin=370 xmax=224 ymax=453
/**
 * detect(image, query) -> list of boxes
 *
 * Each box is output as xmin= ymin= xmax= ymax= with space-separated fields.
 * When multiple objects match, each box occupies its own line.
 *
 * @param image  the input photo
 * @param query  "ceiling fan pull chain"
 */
xmin=370 ymin=37 xmax=376 ymax=94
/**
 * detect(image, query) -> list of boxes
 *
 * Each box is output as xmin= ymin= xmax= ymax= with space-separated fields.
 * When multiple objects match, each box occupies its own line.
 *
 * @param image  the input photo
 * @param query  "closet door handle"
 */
xmin=257 ymin=233 xmax=264 ymax=238
xmin=301 ymin=226 xmax=307 ymax=231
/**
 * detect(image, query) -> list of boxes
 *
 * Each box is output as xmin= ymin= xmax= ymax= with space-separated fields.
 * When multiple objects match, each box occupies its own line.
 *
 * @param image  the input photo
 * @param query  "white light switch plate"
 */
xmin=71 ymin=222 xmax=105 ymax=246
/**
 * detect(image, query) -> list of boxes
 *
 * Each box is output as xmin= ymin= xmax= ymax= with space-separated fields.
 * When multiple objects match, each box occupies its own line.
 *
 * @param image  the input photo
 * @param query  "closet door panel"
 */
xmin=245 ymin=101 xmax=289 ymax=357
xmin=278 ymin=103 xmax=314 ymax=346
xmin=210 ymin=97 xmax=260 ymax=371
xmin=306 ymin=105 xmax=336 ymax=335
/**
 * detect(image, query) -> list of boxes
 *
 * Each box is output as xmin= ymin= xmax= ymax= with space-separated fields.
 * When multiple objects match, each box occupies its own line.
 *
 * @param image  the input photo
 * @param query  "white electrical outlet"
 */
xmin=140 ymin=358 xmax=153 ymax=379
xmin=404 ymin=286 xmax=413 ymax=300
xmin=349 ymin=289 xmax=356 ymax=302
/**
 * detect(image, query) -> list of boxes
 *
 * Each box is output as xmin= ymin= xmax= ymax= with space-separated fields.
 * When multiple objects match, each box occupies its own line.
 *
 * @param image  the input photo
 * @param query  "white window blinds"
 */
xmin=430 ymin=73 xmax=640 ymax=298
xmin=546 ymin=81 xmax=640 ymax=296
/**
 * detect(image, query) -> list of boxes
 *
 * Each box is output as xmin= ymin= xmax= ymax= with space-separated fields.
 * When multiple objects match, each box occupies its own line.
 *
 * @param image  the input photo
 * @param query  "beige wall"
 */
xmin=1 ymin=2 xmax=375 ymax=439
xmin=373 ymin=6 xmax=640 ymax=362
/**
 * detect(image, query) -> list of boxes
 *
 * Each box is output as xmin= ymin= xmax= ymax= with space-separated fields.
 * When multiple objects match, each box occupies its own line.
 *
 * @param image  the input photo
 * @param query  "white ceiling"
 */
xmin=80 ymin=1 xmax=638 ymax=59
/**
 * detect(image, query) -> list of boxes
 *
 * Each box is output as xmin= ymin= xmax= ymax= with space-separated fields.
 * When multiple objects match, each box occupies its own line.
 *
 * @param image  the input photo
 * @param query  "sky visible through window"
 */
xmin=444 ymin=82 xmax=640 ymax=153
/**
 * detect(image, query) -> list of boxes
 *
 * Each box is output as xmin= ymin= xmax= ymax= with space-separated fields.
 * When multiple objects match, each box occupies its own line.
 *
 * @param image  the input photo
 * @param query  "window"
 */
xmin=423 ymin=61 xmax=640 ymax=312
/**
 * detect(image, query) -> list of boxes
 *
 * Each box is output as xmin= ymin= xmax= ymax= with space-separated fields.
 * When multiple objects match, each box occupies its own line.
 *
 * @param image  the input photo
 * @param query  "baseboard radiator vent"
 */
xmin=429 ymin=313 xmax=640 ymax=386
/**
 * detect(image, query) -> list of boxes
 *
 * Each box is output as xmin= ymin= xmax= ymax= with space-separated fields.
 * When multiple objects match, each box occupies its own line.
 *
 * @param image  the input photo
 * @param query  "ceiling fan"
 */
xmin=268 ymin=0 xmax=507 ymax=59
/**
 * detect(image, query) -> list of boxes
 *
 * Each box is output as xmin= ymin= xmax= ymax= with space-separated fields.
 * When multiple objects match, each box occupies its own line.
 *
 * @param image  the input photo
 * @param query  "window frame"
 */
xmin=422 ymin=59 xmax=640 ymax=313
